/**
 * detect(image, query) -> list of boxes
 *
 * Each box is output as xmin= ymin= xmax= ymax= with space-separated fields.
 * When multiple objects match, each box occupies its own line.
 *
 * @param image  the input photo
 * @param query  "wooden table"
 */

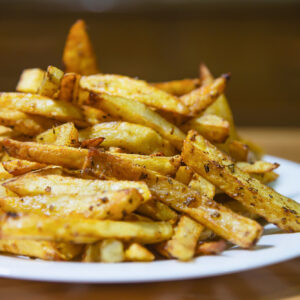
xmin=0 ymin=127 xmax=299 ymax=300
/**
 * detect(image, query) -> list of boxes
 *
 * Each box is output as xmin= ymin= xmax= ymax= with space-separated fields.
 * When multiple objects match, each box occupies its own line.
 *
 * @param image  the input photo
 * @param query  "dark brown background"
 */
xmin=0 ymin=1 xmax=300 ymax=126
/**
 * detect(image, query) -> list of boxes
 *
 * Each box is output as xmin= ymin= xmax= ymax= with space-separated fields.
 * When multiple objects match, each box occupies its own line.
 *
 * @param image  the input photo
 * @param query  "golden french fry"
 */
xmin=2 ymin=159 xmax=46 ymax=176
xmin=0 ymin=213 xmax=173 ymax=244
xmin=16 ymin=68 xmax=45 ymax=94
xmin=80 ymin=74 xmax=189 ymax=115
xmin=125 ymin=243 xmax=154 ymax=262
xmin=181 ymin=114 xmax=230 ymax=143
xmin=36 ymin=122 xmax=79 ymax=147
xmin=0 ymin=239 xmax=83 ymax=260
xmin=81 ymin=105 xmax=114 ymax=125
xmin=100 ymin=239 xmax=124 ymax=262
xmin=63 ymin=20 xmax=99 ymax=75
xmin=0 ymin=163 xmax=13 ymax=180
xmin=228 ymin=140 xmax=250 ymax=162
xmin=182 ymin=131 xmax=300 ymax=232
xmin=256 ymin=171 xmax=279 ymax=184
xmin=152 ymin=78 xmax=200 ymax=96
xmin=175 ymin=166 xmax=194 ymax=185
xmin=82 ymin=242 xmax=101 ymax=262
xmin=180 ymin=76 xmax=227 ymax=116
xmin=196 ymin=240 xmax=227 ymax=256
xmin=59 ymin=72 xmax=81 ymax=103
xmin=236 ymin=161 xmax=279 ymax=174
xmin=188 ymin=173 xmax=216 ymax=199
xmin=79 ymin=121 xmax=176 ymax=155
xmin=199 ymin=63 xmax=214 ymax=86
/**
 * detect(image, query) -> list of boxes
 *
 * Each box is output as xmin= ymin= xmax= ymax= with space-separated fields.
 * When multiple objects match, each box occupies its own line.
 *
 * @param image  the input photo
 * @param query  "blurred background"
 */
xmin=0 ymin=0 xmax=299 ymax=126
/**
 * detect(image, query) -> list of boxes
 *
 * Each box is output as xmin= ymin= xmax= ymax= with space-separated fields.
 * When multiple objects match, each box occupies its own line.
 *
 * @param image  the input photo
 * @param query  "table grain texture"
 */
xmin=0 ymin=127 xmax=299 ymax=300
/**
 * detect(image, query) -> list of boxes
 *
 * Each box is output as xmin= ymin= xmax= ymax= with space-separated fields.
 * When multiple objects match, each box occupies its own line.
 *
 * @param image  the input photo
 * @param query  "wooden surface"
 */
xmin=0 ymin=127 xmax=299 ymax=300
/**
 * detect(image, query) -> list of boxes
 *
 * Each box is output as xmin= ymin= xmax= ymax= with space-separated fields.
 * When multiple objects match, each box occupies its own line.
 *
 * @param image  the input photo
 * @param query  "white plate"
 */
xmin=0 ymin=155 xmax=299 ymax=283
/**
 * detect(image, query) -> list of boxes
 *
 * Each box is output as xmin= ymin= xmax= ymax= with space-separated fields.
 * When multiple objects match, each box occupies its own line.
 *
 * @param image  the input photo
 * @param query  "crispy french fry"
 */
xmin=100 ymin=239 xmax=124 ymax=262
xmin=0 ymin=164 xmax=13 ymax=180
xmin=256 ymin=171 xmax=279 ymax=184
xmin=199 ymin=63 xmax=214 ymax=86
xmin=180 ymin=76 xmax=227 ymax=116
xmin=162 ymin=215 xmax=204 ymax=261
xmin=0 ymin=213 xmax=173 ymax=244
xmin=196 ymin=240 xmax=227 ymax=256
xmin=16 ymin=68 xmax=45 ymax=94
xmin=81 ymin=105 xmax=114 ymax=125
xmin=2 ymin=159 xmax=46 ymax=176
xmin=125 ymin=243 xmax=154 ymax=262
xmin=0 ymin=240 xmax=83 ymax=260
xmin=236 ymin=161 xmax=279 ymax=174
xmin=0 ymin=189 xmax=144 ymax=220
xmin=0 ymin=185 xmax=17 ymax=197
xmin=59 ymin=72 xmax=81 ymax=103
xmin=36 ymin=122 xmax=79 ymax=147
xmin=181 ymin=114 xmax=230 ymax=143
xmin=38 ymin=66 xmax=64 ymax=98
xmin=78 ymin=90 xmax=186 ymax=150
xmin=2 ymin=139 xmax=262 ymax=247
xmin=82 ymin=242 xmax=101 ymax=262
xmin=0 ymin=93 xmax=87 ymax=127
xmin=175 ymin=166 xmax=194 ymax=185
xmin=228 ymin=140 xmax=250 ymax=162
xmin=137 ymin=199 xmax=178 ymax=223
xmin=182 ymin=131 xmax=300 ymax=232
xmin=152 ymin=78 xmax=200 ymax=96
xmin=0 ymin=126 xmax=13 ymax=137
xmin=188 ymin=173 xmax=216 ymax=199
xmin=0 ymin=109 xmax=57 ymax=136
xmin=63 ymin=19 xmax=99 ymax=75
xmin=79 ymin=121 xmax=176 ymax=155
xmin=80 ymin=74 xmax=189 ymax=115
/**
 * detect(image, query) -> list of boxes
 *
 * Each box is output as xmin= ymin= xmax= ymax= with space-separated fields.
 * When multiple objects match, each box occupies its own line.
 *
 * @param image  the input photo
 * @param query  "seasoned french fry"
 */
xmin=256 ymin=171 xmax=279 ymax=184
xmin=236 ymin=161 xmax=279 ymax=174
xmin=38 ymin=66 xmax=64 ymax=98
xmin=59 ymin=72 xmax=81 ymax=102
xmin=228 ymin=140 xmax=250 ymax=162
xmin=100 ymin=239 xmax=124 ymax=262
xmin=2 ymin=159 xmax=46 ymax=176
xmin=196 ymin=240 xmax=227 ymax=256
xmin=175 ymin=166 xmax=194 ymax=185
xmin=181 ymin=114 xmax=230 ymax=143
xmin=16 ymin=68 xmax=45 ymax=93
xmin=78 ymin=90 xmax=186 ymax=150
xmin=152 ymin=78 xmax=200 ymax=96
xmin=0 ymin=213 xmax=173 ymax=244
xmin=0 ymin=189 xmax=144 ymax=220
xmin=182 ymin=131 xmax=300 ymax=232
xmin=0 ymin=109 xmax=57 ymax=136
xmin=0 ymin=163 xmax=13 ymax=180
xmin=80 ymin=74 xmax=189 ymax=115
xmin=0 ymin=240 xmax=83 ymax=260
xmin=162 ymin=216 xmax=204 ymax=261
xmin=36 ymin=122 xmax=79 ymax=147
xmin=0 ymin=93 xmax=87 ymax=127
xmin=137 ymin=199 xmax=178 ymax=223
xmin=81 ymin=105 xmax=114 ymax=125
xmin=0 ymin=185 xmax=17 ymax=197
xmin=180 ymin=76 xmax=227 ymax=116
xmin=199 ymin=63 xmax=214 ymax=86
xmin=125 ymin=243 xmax=154 ymax=262
xmin=62 ymin=19 xmax=99 ymax=75
xmin=82 ymin=242 xmax=101 ymax=262
xmin=188 ymin=173 xmax=216 ymax=199
xmin=79 ymin=121 xmax=176 ymax=155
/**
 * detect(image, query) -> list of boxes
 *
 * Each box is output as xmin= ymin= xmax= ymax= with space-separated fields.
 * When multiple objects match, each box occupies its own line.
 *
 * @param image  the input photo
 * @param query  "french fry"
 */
xmin=0 ymin=213 xmax=173 ymax=244
xmin=0 ymin=240 xmax=83 ymax=260
xmin=152 ymin=78 xmax=200 ymax=96
xmin=175 ymin=166 xmax=194 ymax=185
xmin=0 ymin=163 xmax=13 ymax=180
xmin=199 ymin=63 xmax=214 ymax=86
xmin=2 ymin=139 xmax=263 ymax=247
xmin=188 ymin=173 xmax=216 ymax=199
xmin=0 ymin=189 xmax=144 ymax=220
xmin=160 ymin=215 xmax=204 ymax=261
xmin=79 ymin=121 xmax=176 ymax=155
xmin=236 ymin=161 xmax=279 ymax=174
xmin=0 ymin=93 xmax=87 ymax=127
xmin=36 ymin=122 xmax=79 ymax=147
xmin=181 ymin=114 xmax=230 ymax=143
xmin=100 ymin=239 xmax=124 ymax=262
xmin=182 ymin=131 xmax=300 ymax=232
xmin=38 ymin=66 xmax=64 ymax=98
xmin=125 ymin=243 xmax=154 ymax=262
xmin=228 ymin=140 xmax=250 ymax=162
xmin=256 ymin=171 xmax=279 ymax=184
xmin=62 ymin=19 xmax=99 ymax=75
xmin=59 ymin=72 xmax=81 ymax=103
xmin=196 ymin=240 xmax=227 ymax=256
xmin=80 ymin=74 xmax=189 ymax=115
xmin=0 ymin=185 xmax=17 ymax=197
xmin=82 ymin=242 xmax=101 ymax=262
xmin=0 ymin=109 xmax=57 ymax=136
xmin=180 ymin=76 xmax=227 ymax=116
xmin=2 ymin=159 xmax=46 ymax=176
xmin=81 ymin=105 xmax=114 ymax=125
xmin=16 ymin=68 xmax=45 ymax=94
xmin=79 ymin=90 xmax=186 ymax=150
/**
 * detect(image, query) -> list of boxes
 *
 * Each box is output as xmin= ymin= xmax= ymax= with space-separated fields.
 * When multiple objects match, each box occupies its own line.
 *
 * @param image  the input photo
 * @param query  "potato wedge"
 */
xmin=79 ymin=121 xmax=175 ymax=155
xmin=80 ymin=74 xmax=189 ymax=115
xmin=0 ymin=189 xmax=143 ymax=220
xmin=0 ymin=163 xmax=13 ymax=180
xmin=63 ymin=19 xmax=99 ymax=75
xmin=100 ymin=239 xmax=124 ymax=262
xmin=38 ymin=65 xmax=64 ymax=98
xmin=175 ymin=166 xmax=194 ymax=185
xmin=162 ymin=215 xmax=203 ymax=261
xmin=125 ymin=243 xmax=154 ymax=262
xmin=36 ymin=122 xmax=79 ymax=147
xmin=59 ymin=72 xmax=81 ymax=103
xmin=0 ymin=240 xmax=83 ymax=260
xmin=152 ymin=78 xmax=200 ymax=96
xmin=196 ymin=240 xmax=227 ymax=256
xmin=2 ymin=159 xmax=46 ymax=176
xmin=16 ymin=68 xmax=45 ymax=94
xmin=82 ymin=242 xmax=101 ymax=262
xmin=188 ymin=173 xmax=216 ymax=199
xmin=81 ymin=105 xmax=114 ymax=125
xmin=182 ymin=131 xmax=300 ymax=232
xmin=199 ymin=63 xmax=214 ymax=86
xmin=0 ymin=93 xmax=87 ymax=127
xmin=180 ymin=76 xmax=227 ymax=116
xmin=79 ymin=90 xmax=185 ymax=150
xmin=228 ymin=140 xmax=250 ymax=162
xmin=181 ymin=114 xmax=230 ymax=143
xmin=236 ymin=161 xmax=279 ymax=174
xmin=0 ymin=213 xmax=173 ymax=244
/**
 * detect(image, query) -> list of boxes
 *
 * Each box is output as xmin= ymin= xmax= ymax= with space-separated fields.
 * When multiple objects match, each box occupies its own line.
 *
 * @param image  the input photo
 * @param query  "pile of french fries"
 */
xmin=0 ymin=19 xmax=299 ymax=263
